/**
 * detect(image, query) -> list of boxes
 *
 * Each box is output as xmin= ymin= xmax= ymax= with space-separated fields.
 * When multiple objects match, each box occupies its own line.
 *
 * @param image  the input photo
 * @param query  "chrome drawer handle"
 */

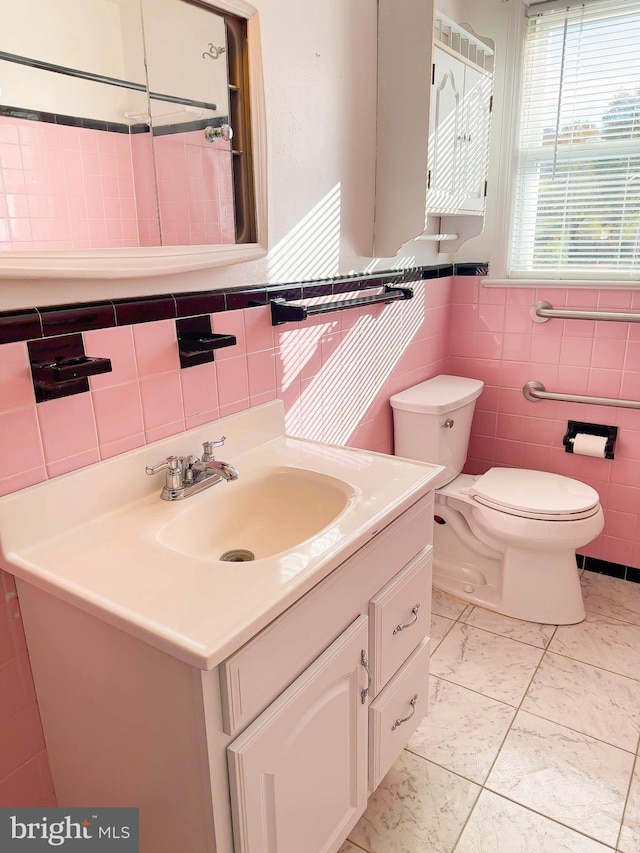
xmin=391 ymin=694 xmax=418 ymax=731
xmin=393 ymin=603 xmax=420 ymax=635
xmin=360 ymin=650 xmax=372 ymax=704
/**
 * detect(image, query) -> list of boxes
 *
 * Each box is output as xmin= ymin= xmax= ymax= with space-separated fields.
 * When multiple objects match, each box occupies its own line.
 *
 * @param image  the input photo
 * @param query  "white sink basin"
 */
xmin=156 ymin=466 xmax=356 ymax=561
xmin=0 ymin=401 xmax=443 ymax=668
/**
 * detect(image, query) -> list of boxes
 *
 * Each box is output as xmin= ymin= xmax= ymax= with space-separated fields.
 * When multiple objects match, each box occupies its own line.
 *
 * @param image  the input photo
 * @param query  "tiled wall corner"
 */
xmin=450 ymin=277 xmax=640 ymax=571
xmin=0 ymin=570 xmax=55 ymax=807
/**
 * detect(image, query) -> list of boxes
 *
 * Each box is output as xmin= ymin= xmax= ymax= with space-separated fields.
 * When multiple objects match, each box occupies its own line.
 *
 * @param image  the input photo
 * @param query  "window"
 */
xmin=509 ymin=0 xmax=640 ymax=281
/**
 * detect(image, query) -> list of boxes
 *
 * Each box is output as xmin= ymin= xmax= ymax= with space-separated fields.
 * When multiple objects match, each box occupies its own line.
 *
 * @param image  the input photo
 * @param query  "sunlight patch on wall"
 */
xmin=267 ymin=184 xmax=341 ymax=282
xmin=285 ymin=281 xmax=427 ymax=444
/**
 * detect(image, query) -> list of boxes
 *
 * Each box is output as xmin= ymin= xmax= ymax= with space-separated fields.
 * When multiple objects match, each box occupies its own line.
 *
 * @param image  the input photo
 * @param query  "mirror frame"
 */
xmin=0 ymin=0 xmax=267 ymax=279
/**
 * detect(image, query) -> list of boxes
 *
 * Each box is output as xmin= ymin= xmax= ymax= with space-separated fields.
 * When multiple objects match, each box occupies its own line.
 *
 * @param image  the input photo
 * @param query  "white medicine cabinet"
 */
xmin=374 ymin=5 xmax=494 ymax=257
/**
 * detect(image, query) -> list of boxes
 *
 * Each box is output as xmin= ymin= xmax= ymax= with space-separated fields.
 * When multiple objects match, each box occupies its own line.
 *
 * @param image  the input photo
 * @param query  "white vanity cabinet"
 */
xmin=428 ymin=44 xmax=493 ymax=216
xmin=15 ymin=492 xmax=434 ymax=853
xmin=227 ymin=616 xmax=369 ymax=853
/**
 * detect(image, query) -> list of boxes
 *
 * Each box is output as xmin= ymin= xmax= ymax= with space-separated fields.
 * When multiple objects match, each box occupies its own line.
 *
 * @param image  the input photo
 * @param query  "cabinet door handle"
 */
xmin=360 ymin=650 xmax=372 ymax=704
xmin=391 ymin=694 xmax=418 ymax=731
xmin=393 ymin=603 xmax=420 ymax=635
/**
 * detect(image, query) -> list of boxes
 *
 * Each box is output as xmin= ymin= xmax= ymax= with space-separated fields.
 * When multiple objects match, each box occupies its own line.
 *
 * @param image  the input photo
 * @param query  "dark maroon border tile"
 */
xmin=175 ymin=291 xmax=226 ymax=316
xmin=114 ymin=296 xmax=176 ymax=326
xmin=40 ymin=302 xmax=116 ymax=337
xmin=0 ymin=263 xmax=476 ymax=345
xmin=0 ymin=309 xmax=42 ymax=344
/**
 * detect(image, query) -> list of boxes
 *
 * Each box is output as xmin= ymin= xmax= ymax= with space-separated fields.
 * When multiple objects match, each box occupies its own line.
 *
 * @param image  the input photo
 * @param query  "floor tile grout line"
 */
xmin=435 ymin=591 xmax=638 ymax=849
xmin=543 ymin=646 xmax=640 ymax=684
xmin=436 ymin=606 xmax=640 ymax=685
xmin=584 ymin=603 xmax=640 ymax=629
xmin=468 ymin=788 xmax=618 ymax=851
xmin=615 ymin=737 xmax=640 ymax=852
xmin=404 ymin=590 xmax=638 ymax=851
xmin=400 ymin=746 xmax=618 ymax=852
xmin=435 ymin=607 xmax=558 ymax=651
xmin=399 ymin=742 xmax=621 ymax=851
xmin=444 ymin=603 xmax=553 ymax=853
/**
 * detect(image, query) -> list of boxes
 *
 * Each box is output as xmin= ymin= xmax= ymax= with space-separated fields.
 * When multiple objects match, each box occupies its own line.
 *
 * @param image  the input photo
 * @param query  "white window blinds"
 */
xmin=509 ymin=0 xmax=640 ymax=280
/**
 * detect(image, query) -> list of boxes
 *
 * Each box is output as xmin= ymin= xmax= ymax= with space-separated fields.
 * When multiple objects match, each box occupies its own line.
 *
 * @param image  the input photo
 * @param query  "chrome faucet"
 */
xmin=146 ymin=437 xmax=239 ymax=501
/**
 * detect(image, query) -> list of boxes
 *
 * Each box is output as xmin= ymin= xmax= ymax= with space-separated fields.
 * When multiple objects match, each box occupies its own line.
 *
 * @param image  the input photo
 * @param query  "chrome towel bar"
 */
xmin=531 ymin=300 xmax=640 ymax=324
xmin=523 ymin=380 xmax=640 ymax=410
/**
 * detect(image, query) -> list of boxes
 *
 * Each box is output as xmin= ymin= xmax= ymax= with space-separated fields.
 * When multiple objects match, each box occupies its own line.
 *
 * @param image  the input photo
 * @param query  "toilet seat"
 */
xmin=469 ymin=468 xmax=601 ymax=521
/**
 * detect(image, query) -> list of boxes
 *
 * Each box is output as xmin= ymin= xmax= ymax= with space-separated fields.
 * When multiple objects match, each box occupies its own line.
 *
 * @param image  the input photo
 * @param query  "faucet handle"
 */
xmin=145 ymin=455 xmax=181 ymax=476
xmin=202 ymin=437 xmax=226 ymax=462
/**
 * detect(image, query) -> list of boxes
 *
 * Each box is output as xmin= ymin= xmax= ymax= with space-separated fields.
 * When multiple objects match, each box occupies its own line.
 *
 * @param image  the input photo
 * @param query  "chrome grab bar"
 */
xmin=523 ymin=381 xmax=640 ymax=410
xmin=531 ymin=300 xmax=640 ymax=324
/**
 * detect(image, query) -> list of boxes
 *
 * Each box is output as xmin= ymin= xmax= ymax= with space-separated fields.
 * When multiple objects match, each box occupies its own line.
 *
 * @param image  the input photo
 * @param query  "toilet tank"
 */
xmin=390 ymin=375 xmax=484 ymax=485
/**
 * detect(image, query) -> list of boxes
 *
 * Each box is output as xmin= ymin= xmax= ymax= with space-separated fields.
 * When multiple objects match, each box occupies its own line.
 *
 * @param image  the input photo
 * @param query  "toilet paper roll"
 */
xmin=571 ymin=433 xmax=608 ymax=458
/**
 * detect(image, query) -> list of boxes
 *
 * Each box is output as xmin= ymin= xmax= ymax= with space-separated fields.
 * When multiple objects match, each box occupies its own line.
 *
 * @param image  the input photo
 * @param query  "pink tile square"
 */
xmin=0 ymin=407 xmax=44 ymax=476
xmin=247 ymin=351 xmax=276 ymax=397
xmin=0 ymin=659 xmax=24 ymax=725
xmin=0 ymin=754 xmax=47 ymax=808
xmin=0 ymin=703 xmax=45 ymax=781
xmin=243 ymin=306 xmax=275 ymax=353
xmin=216 ymin=357 xmax=249 ymax=406
xmin=218 ymin=400 xmax=250 ymax=419
xmin=100 ymin=434 xmax=145 ymax=460
xmin=530 ymin=335 xmax=562 ymax=365
xmin=250 ymin=391 xmax=277 ymax=407
xmin=0 ymin=466 xmax=47 ymax=498
xmin=502 ymin=333 xmax=532 ymax=362
xmin=212 ymin=310 xmax=247 ymax=359
xmin=451 ymin=276 xmax=479 ymax=304
xmin=132 ymin=319 xmax=179 ymax=376
xmin=46 ymin=449 xmax=101 ymax=478
xmin=84 ymin=325 xmax=138 ymax=389
xmin=36 ymin=394 xmax=98 ymax=463
xmin=478 ymin=304 xmax=505 ymax=333
xmin=144 ymin=421 xmax=185 ymax=444
xmin=0 ymin=343 xmax=35 ymax=411
xmin=180 ymin=363 xmax=218 ymax=417
xmin=560 ymin=336 xmax=593 ymax=367
xmin=92 ymin=382 xmax=144 ymax=445
xmin=139 ymin=372 xmax=184 ymax=430
xmin=592 ymin=338 xmax=627 ymax=371
xmin=185 ymin=411 xmax=220 ymax=430
xmin=588 ymin=369 xmax=622 ymax=399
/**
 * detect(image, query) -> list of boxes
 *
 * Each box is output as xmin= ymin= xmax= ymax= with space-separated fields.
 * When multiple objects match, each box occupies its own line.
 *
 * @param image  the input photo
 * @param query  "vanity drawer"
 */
xmin=219 ymin=493 xmax=433 ymax=737
xmin=368 ymin=637 xmax=430 ymax=791
xmin=369 ymin=549 xmax=432 ymax=695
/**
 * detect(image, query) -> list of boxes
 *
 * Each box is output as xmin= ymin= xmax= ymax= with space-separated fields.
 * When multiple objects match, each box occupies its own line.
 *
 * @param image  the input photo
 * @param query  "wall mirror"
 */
xmin=0 ymin=0 xmax=266 ymax=278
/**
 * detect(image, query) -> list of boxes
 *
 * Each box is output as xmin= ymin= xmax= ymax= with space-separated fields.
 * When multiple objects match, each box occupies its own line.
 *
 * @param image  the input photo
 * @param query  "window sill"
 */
xmin=482 ymin=278 xmax=640 ymax=290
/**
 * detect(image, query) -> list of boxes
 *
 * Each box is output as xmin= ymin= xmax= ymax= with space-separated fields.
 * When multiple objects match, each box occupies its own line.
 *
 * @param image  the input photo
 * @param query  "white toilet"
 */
xmin=390 ymin=375 xmax=604 ymax=625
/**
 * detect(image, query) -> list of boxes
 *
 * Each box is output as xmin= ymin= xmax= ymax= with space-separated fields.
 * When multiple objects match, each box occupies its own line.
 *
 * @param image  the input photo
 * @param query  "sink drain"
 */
xmin=220 ymin=549 xmax=255 ymax=563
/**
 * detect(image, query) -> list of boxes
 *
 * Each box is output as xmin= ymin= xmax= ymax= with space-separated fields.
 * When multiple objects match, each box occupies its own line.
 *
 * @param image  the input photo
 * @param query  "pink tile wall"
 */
xmin=450 ymin=277 xmax=640 ymax=569
xmin=0 ymin=118 xmax=140 ymax=251
xmin=153 ymin=131 xmax=235 ymax=246
xmin=0 ymin=276 xmax=451 ymax=804
xmin=0 ymin=119 xmax=236 ymax=251
xmin=0 ymin=569 xmax=55 ymax=806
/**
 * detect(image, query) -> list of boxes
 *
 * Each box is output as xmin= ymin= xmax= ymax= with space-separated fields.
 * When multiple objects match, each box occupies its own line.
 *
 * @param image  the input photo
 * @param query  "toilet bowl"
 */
xmin=390 ymin=375 xmax=604 ymax=625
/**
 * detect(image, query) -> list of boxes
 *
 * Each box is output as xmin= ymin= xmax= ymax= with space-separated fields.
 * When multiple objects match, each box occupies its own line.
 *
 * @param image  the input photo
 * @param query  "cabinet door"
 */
xmin=227 ymin=615 xmax=369 ymax=853
xmin=428 ymin=46 xmax=465 ymax=212
xmin=458 ymin=64 xmax=492 ymax=212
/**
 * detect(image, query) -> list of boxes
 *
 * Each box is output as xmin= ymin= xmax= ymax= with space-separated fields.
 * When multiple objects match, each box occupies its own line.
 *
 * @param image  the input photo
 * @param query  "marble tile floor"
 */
xmin=339 ymin=572 xmax=640 ymax=853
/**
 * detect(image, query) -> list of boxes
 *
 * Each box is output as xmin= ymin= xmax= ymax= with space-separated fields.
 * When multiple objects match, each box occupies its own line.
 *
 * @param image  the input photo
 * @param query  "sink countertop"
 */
xmin=0 ymin=402 xmax=442 ymax=669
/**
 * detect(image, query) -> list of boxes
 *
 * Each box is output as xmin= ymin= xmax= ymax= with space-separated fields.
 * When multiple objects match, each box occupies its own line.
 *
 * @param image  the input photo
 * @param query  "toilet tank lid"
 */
xmin=390 ymin=375 xmax=484 ymax=415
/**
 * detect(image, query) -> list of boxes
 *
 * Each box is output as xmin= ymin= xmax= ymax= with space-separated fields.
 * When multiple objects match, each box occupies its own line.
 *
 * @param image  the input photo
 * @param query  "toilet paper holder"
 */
xmin=562 ymin=420 xmax=618 ymax=460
